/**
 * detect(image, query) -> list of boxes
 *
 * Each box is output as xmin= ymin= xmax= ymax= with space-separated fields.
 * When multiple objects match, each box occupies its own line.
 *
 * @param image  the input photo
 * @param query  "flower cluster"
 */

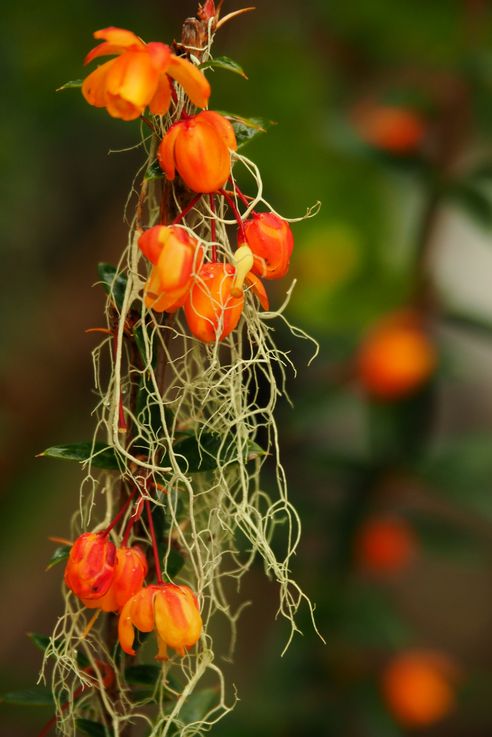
xmin=65 ymin=530 xmax=202 ymax=659
xmin=82 ymin=26 xmax=295 ymax=343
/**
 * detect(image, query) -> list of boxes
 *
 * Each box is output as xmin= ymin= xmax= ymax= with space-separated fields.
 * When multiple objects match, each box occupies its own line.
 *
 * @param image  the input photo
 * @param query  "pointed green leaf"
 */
xmin=1 ymin=688 xmax=54 ymax=706
xmin=443 ymin=310 xmax=492 ymax=339
xmin=144 ymin=159 xmax=164 ymax=181
xmin=77 ymin=719 xmax=112 ymax=737
xmin=46 ymin=545 xmax=71 ymax=571
xmin=179 ymin=688 xmax=218 ymax=724
xmin=97 ymin=263 xmax=128 ymax=310
xmin=57 ymin=79 xmax=83 ymax=91
xmin=27 ymin=633 xmax=52 ymax=652
xmin=200 ymin=56 xmax=248 ymax=79
xmin=217 ymin=112 xmax=276 ymax=149
xmin=38 ymin=442 xmax=120 ymax=470
xmin=445 ymin=181 xmax=492 ymax=227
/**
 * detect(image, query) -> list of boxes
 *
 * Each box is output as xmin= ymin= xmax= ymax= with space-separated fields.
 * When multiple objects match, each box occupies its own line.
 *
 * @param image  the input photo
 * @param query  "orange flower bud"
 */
xmin=357 ymin=311 xmax=436 ymax=399
xmin=240 ymin=212 xmax=294 ymax=280
xmin=353 ymin=104 xmax=425 ymax=154
xmin=81 ymin=545 xmax=148 ymax=612
xmin=64 ymin=532 xmax=116 ymax=600
xmin=382 ymin=650 xmax=458 ymax=727
xmin=118 ymin=583 xmax=202 ymax=660
xmin=82 ymin=27 xmax=210 ymax=121
xmin=184 ymin=262 xmax=244 ymax=342
xmin=158 ymin=111 xmax=237 ymax=193
xmin=354 ymin=517 xmax=416 ymax=574
xmin=142 ymin=225 xmax=204 ymax=313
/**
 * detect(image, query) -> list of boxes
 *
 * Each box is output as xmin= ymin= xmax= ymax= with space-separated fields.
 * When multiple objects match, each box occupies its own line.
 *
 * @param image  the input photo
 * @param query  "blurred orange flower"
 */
xmin=158 ymin=111 xmax=237 ymax=193
xmin=140 ymin=225 xmax=204 ymax=313
xmin=64 ymin=532 xmax=116 ymax=600
xmin=357 ymin=311 xmax=436 ymax=399
xmin=82 ymin=27 xmax=210 ymax=121
xmin=240 ymin=212 xmax=294 ymax=279
xmin=354 ymin=517 xmax=417 ymax=574
xmin=118 ymin=583 xmax=202 ymax=659
xmin=353 ymin=103 xmax=425 ymax=154
xmin=382 ymin=650 xmax=458 ymax=727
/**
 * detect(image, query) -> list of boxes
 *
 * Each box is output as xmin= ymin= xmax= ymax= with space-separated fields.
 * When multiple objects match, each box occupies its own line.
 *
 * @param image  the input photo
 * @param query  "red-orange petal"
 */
xmin=185 ymin=262 xmax=244 ymax=342
xmin=146 ymin=42 xmax=172 ymax=73
xmin=84 ymin=42 xmax=136 ymax=66
xmin=198 ymin=111 xmax=237 ymax=151
xmin=157 ymin=122 xmax=183 ymax=181
xmin=245 ymin=272 xmax=269 ymax=310
xmin=167 ymin=55 xmax=211 ymax=109
xmin=174 ymin=117 xmax=231 ymax=193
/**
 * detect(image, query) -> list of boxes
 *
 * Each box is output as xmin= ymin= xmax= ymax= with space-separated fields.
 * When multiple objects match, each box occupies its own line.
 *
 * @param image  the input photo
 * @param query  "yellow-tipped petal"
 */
xmin=167 ymin=55 xmax=211 ymax=109
xmin=157 ymin=122 xmax=183 ymax=182
xmin=118 ymin=598 xmax=137 ymax=656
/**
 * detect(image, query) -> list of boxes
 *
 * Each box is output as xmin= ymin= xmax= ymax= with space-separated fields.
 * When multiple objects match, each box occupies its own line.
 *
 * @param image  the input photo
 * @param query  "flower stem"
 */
xmin=146 ymin=499 xmax=163 ymax=584
xmin=102 ymin=488 xmax=137 ymax=538
xmin=219 ymin=188 xmax=246 ymax=240
xmin=172 ymin=194 xmax=202 ymax=225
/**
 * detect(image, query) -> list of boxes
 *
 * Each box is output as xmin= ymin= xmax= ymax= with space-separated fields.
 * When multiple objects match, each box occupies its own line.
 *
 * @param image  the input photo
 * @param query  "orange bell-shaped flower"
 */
xmin=82 ymin=27 xmax=210 ymax=121
xmin=64 ymin=532 xmax=117 ymax=600
xmin=141 ymin=225 xmax=204 ymax=313
xmin=184 ymin=262 xmax=244 ymax=342
xmin=118 ymin=583 xmax=202 ymax=659
xmin=158 ymin=111 xmax=237 ymax=193
xmin=357 ymin=311 xmax=436 ymax=399
xmin=81 ymin=545 xmax=148 ymax=612
xmin=240 ymin=212 xmax=294 ymax=280
xmin=382 ymin=650 xmax=458 ymax=727
xmin=354 ymin=517 xmax=416 ymax=574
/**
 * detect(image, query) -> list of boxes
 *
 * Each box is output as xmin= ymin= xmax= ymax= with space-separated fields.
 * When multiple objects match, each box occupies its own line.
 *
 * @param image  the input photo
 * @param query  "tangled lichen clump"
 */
xmin=41 ymin=6 xmax=320 ymax=736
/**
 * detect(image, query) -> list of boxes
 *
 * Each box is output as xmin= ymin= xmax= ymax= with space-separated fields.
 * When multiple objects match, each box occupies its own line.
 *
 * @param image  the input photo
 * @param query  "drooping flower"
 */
xmin=82 ymin=27 xmax=210 ymax=121
xmin=64 ymin=532 xmax=116 ymax=600
xmin=118 ymin=583 xmax=202 ymax=659
xmin=81 ymin=545 xmax=148 ymax=612
xmin=158 ymin=111 xmax=237 ymax=193
xmin=140 ymin=225 xmax=204 ymax=313
xmin=357 ymin=311 xmax=436 ymax=399
xmin=240 ymin=212 xmax=294 ymax=280
xmin=382 ymin=650 xmax=458 ymax=727
xmin=354 ymin=517 xmax=416 ymax=574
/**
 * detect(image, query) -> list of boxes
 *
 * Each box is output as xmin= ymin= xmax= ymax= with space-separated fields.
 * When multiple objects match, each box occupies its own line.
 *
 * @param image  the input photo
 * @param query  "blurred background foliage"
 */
xmin=2 ymin=0 xmax=492 ymax=735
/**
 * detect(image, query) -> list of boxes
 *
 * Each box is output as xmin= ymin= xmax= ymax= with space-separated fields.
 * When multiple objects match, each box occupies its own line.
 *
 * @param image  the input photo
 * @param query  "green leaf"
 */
xmin=46 ymin=545 xmax=71 ymax=571
xmin=1 ymin=688 xmax=54 ymax=706
xmin=56 ymin=79 xmax=83 ymax=91
xmin=27 ymin=632 xmax=52 ymax=652
xmin=38 ymin=442 xmax=120 ymax=470
xmin=200 ymin=56 xmax=248 ymax=79
xmin=179 ymin=688 xmax=218 ymax=724
xmin=125 ymin=665 xmax=161 ymax=687
xmin=144 ymin=159 xmax=164 ymax=181
xmin=77 ymin=719 xmax=111 ymax=737
xmin=217 ymin=112 xmax=275 ymax=149
xmin=97 ymin=263 xmax=128 ymax=310
xmin=173 ymin=433 xmax=265 ymax=473
xmin=411 ymin=515 xmax=483 ymax=561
